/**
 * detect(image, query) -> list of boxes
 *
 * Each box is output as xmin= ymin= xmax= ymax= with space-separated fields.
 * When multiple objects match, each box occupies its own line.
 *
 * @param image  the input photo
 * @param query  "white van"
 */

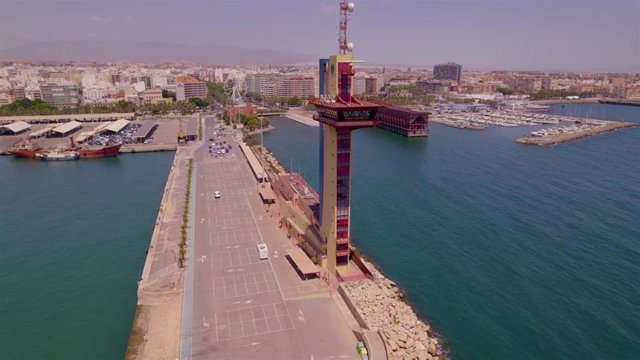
xmin=257 ymin=244 xmax=269 ymax=260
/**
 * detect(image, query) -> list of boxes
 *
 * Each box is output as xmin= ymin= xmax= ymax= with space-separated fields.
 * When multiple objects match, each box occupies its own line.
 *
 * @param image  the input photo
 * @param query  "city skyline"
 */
xmin=0 ymin=0 xmax=639 ymax=72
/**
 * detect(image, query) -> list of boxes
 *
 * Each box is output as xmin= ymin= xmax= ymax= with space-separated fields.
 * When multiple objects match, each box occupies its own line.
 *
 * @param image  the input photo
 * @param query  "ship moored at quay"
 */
xmin=5 ymin=139 xmax=123 ymax=160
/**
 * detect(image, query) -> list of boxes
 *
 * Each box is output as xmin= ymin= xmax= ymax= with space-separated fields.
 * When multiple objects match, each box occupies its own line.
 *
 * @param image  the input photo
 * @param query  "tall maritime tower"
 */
xmin=313 ymin=1 xmax=382 ymax=276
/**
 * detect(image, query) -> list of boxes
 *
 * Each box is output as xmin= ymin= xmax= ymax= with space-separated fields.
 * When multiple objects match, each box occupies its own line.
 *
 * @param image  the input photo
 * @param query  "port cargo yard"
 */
xmin=0 ymin=116 xmax=198 ymax=156
xmin=430 ymin=110 xmax=638 ymax=145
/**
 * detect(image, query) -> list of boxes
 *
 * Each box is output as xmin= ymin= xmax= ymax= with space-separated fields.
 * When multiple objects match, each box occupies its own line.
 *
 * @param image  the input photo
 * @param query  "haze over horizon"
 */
xmin=0 ymin=0 xmax=638 ymax=72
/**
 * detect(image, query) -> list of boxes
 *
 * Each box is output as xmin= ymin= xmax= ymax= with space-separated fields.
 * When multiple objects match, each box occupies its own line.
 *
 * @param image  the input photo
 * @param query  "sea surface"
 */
xmin=0 ymin=152 xmax=174 ymax=359
xmin=263 ymin=104 xmax=640 ymax=360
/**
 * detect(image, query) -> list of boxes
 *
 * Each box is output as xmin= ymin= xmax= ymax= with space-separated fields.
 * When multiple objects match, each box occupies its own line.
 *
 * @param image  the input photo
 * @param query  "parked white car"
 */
xmin=257 ymin=243 xmax=269 ymax=260
xmin=214 ymin=191 xmax=221 ymax=199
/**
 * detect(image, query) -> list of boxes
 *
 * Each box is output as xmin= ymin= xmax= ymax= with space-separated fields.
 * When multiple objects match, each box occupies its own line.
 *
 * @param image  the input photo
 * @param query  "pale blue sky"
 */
xmin=0 ymin=0 xmax=638 ymax=71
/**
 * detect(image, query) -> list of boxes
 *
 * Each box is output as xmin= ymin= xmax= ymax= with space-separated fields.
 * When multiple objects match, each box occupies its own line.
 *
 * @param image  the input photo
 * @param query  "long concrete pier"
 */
xmin=125 ymin=144 xmax=193 ymax=360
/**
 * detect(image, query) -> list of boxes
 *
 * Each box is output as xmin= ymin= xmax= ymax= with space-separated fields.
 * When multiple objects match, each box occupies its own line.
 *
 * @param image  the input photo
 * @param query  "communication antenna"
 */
xmin=338 ymin=1 xmax=355 ymax=54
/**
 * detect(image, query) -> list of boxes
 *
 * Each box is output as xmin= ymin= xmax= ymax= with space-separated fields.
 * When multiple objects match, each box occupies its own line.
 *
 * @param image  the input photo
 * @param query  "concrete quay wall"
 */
xmin=120 ymin=144 xmax=177 ymax=153
xmin=125 ymin=146 xmax=190 ymax=360
xmin=284 ymin=110 xmax=320 ymax=127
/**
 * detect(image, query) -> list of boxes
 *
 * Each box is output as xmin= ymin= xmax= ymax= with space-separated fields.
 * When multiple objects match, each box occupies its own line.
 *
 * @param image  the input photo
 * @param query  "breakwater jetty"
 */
xmin=598 ymin=99 xmax=640 ymax=107
xmin=516 ymin=121 xmax=638 ymax=145
xmin=341 ymin=260 xmax=449 ymax=360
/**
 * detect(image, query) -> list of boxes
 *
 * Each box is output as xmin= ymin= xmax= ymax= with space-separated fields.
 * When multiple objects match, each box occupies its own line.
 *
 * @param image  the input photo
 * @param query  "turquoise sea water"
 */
xmin=0 ymin=152 xmax=173 ymax=359
xmin=263 ymin=104 xmax=640 ymax=360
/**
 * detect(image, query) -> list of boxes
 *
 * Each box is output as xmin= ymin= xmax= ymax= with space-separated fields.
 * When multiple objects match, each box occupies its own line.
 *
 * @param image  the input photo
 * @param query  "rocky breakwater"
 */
xmin=343 ymin=270 xmax=448 ymax=360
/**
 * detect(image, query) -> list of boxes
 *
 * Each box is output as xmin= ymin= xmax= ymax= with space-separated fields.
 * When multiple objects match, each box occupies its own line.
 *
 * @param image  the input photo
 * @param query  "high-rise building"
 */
xmin=40 ymin=83 xmax=80 ymax=107
xmin=433 ymin=62 xmax=462 ymax=82
xmin=175 ymin=76 xmax=207 ymax=101
xmin=416 ymin=79 xmax=451 ymax=94
xmin=365 ymin=77 xmax=378 ymax=94
xmin=281 ymin=76 xmax=315 ymax=98
xmin=245 ymin=73 xmax=283 ymax=97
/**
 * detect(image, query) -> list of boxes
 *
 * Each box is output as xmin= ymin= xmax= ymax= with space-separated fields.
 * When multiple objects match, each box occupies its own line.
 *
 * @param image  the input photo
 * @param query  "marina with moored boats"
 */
xmin=430 ymin=109 xmax=638 ymax=145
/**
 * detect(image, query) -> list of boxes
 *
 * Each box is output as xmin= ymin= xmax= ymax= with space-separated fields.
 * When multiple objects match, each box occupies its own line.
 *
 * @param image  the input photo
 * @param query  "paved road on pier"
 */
xmin=185 ymin=117 xmax=358 ymax=360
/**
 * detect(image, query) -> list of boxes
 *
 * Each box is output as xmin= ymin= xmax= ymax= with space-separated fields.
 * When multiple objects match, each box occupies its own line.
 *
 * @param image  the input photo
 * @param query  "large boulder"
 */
xmin=405 ymin=338 xmax=415 ymax=349
xmin=428 ymin=342 xmax=437 ymax=356
xmin=388 ymin=339 xmax=399 ymax=352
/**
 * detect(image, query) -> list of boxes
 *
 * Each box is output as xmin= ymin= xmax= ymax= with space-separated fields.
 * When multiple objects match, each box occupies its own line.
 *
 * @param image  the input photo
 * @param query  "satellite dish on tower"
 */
xmin=348 ymin=2 xmax=355 ymax=12
xmin=347 ymin=42 xmax=354 ymax=52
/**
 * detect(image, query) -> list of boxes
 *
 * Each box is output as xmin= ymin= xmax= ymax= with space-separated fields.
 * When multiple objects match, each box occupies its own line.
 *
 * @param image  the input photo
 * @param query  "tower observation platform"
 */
xmin=311 ymin=1 xmax=382 ymax=277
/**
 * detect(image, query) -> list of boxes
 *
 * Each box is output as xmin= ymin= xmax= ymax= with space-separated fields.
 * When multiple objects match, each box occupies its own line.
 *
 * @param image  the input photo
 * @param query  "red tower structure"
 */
xmin=313 ymin=1 xmax=382 ymax=276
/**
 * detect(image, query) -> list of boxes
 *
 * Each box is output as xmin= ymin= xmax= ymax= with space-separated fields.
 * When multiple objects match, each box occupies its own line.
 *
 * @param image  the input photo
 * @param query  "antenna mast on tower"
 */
xmin=338 ymin=1 xmax=355 ymax=54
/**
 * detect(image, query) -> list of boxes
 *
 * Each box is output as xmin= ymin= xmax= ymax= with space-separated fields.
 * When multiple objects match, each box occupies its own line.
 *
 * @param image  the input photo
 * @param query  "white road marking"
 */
xmin=298 ymin=309 xmax=305 ymax=322
xmin=203 ymin=315 xmax=209 ymax=328
xmin=200 ymin=218 xmax=205 ymax=224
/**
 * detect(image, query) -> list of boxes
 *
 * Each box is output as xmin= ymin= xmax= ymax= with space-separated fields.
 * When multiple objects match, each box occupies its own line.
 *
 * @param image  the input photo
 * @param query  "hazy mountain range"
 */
xmin=0 ymin=40 xmax=316 ymax=65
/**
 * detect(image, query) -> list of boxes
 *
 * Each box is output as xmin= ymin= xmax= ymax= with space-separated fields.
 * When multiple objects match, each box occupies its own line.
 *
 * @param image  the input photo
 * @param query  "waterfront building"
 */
xmin=433 ymin=62 xmax=462 ymax=82
xmin=0 ymin=121 xmax=31 ymax=135
xmin=226 ymin=103 xmax=256 ymax=120
xmin=354 ymin=77 xmax=366 ymax=95
xmin=504 ymin=77 xmax=542 ymax=94
xmin=24 ymin=88 xmax=42 ymax=101
xmin=40 ymin=83 xmax=80 ymax=108
xmin=82 ymin=87 xmax=109 ymax=104
xmin=281 ymin=75 xmax=315 ymax=98
xmin=376 ymin=106 xmax=429 ymax=137
xmin=416 ymin=79 xmax=451 ymax=94
xmin=365 ymin=77 xmax=379 ymax=94
xmin=11 ymin=88 xmax=25 ymax=100
xmin=140 ymin=89 xmax=167 ymax=104
xmin=175 ymin=76 xmax=207 ymax=101
xmin=245 ymin=73 xmax=283 ymax=97
xmin=0 ymin=92 xmax=12 ymax=105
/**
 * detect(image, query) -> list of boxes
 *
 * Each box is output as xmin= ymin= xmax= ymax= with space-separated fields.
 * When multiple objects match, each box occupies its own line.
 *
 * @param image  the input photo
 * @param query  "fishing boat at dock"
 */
xmin=37 ymin=150 xmax=80 ymax=161
xmin=69 ymin=138 xmax=122 ymax=158
xmin=77 ymin=143 xmax=122 ymax=158
xmin=7 ymin=140 xmax=42 ymax=158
